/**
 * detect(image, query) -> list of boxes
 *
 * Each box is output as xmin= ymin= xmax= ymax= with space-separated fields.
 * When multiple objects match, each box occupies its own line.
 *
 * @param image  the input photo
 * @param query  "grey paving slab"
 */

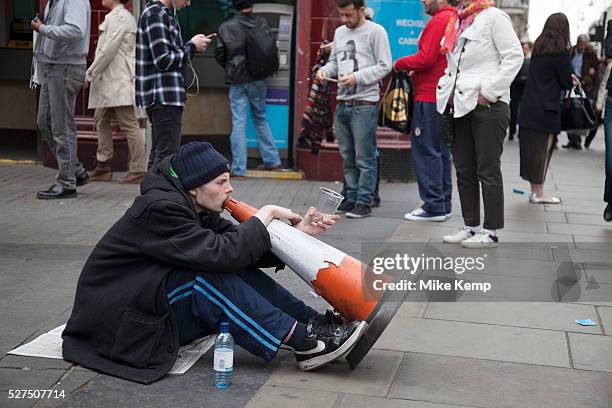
xmin=567 ymin=213 xmax=610 ymax=225
xmin=425 ymin=302 xmax=601 ymax=334
xmin=246 ymin=385 xmax=339 ymax=408
xmin=557 ymin=281 xmax=612 ymax=304
xmin=568 ymin=333 xmax=612 ymax=372
xmin=389 ymin=352 xmax=612 ymax=408
xmin=32 ymin=369 xmax=99 ymax=408
xmin=265 ymin=349 xmax=403 ymax=396
xmin=0 ymin=392 xmax=36 ymax=408
xmin=547 ymin=222 xmax=612 ymax=238
xmin=599 ymin=306 xmax=612 ymax=335
xmin=0 ymin=368 xmax=65 ymax=392
xmin=337 ymin=395 xmax=475 ymax=408
xmin=375 ymin=317 xmax=570 ymax=368
xmin=544 ymin=204 xmax=604 ymax=215
xmin=0 ymin=355 xmax=72 ymax=371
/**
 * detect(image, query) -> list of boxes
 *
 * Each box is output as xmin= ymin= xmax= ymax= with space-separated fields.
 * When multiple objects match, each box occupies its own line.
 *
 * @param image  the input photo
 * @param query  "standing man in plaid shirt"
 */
xmin=136 ymin=0 xmax=212 ymax=169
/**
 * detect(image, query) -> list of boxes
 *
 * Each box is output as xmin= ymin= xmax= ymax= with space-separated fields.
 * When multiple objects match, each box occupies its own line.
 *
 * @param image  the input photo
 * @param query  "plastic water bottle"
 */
xmin=213 ymin=322 xmax=234 ymax=389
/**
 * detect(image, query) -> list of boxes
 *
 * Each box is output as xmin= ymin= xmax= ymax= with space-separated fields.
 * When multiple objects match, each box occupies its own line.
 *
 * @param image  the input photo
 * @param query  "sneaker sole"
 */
xmin=461 ymin=241 xmax=499 ymax=249
xmin=297 ymin=321 xmax=368 ymax=371
xmin=404 ymin=214 xmax=447 ymax=222
xmin=345 ymin=212 xmax=372 ymax=219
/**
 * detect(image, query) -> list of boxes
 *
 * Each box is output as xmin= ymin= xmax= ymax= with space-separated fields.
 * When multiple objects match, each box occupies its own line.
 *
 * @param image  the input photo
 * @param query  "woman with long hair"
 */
xmin=517 ymin=13 xmax=578 ymax=204
xmin=436 ymin=0 xmax=523 ymax=248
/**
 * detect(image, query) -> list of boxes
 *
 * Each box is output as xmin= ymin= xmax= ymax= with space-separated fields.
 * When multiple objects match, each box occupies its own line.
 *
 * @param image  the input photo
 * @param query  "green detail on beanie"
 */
xmin=169 ymin=164 xmax=179 ymax=179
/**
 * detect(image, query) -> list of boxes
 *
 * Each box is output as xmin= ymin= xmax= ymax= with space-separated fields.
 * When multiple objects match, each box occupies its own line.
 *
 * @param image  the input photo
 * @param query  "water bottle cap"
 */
xmin=220 ymin=322 xmax=230 ymax=333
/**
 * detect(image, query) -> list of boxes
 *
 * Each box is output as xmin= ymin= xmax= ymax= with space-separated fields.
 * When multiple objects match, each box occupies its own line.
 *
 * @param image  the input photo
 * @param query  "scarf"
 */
xmin=441 ymin=0 xmax=495 ymax=54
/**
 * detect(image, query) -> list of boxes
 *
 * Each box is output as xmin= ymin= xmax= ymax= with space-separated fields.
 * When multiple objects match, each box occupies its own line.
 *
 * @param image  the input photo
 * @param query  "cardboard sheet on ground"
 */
xmin=8 ymin=324 xmax=214 ymax=375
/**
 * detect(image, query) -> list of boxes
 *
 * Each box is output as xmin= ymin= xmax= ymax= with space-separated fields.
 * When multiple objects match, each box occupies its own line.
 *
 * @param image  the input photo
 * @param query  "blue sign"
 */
xmin=367 ymin=0 xmax=430 ymax=59
xmin=246 ymin=88 xmax=289 ymax=149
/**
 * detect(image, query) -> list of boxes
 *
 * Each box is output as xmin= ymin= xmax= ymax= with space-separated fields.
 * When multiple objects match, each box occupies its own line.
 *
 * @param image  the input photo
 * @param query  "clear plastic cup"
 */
xmin=313 ymin=187 xmax=344 ymax=222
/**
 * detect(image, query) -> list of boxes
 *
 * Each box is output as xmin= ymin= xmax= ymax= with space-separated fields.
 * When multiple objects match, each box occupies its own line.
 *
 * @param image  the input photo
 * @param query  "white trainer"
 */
xmin=461 ymin=230 xmax=499 ymax=249
xmin=442 ymin=227 xmax=475 ymax=244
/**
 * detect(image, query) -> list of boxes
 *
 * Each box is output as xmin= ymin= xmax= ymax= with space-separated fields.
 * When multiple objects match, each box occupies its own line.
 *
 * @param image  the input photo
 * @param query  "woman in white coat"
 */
xmin=436 ymin=0 xmax=523 ymax=248
xmin=86 ymin=0 xmax=145 ymax=184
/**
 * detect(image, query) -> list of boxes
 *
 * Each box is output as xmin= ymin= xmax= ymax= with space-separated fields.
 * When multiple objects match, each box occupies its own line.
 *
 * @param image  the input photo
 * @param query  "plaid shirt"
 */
xmin=136 ymin=1 xmax=194 ymax=108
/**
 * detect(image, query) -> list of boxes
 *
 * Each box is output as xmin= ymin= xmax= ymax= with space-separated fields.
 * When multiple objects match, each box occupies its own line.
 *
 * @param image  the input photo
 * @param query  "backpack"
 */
xmin=245 ymin=22 xmax=279 ymax=79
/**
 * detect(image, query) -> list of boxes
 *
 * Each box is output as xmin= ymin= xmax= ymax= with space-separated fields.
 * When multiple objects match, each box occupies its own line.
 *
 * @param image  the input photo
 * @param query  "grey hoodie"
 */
xmin=34 ymin=0 xmax=91 ymax=65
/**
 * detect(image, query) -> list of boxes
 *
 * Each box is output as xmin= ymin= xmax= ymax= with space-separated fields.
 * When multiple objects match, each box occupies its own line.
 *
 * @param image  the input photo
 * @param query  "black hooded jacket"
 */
xmin=215 ymin=12 xmax=269 ymax=84
xmin=62 ymin=156 xmax=279 ymax=384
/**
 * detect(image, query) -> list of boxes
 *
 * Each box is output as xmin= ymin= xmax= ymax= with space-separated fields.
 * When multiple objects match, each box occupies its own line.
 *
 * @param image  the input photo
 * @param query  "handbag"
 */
xmin=439 ymin=43 xmax=466 ymax=146
xmin=560 ymin=85 xmax=596 ymax=132
xmin=378 ymin=71 xmax=413 ymax=133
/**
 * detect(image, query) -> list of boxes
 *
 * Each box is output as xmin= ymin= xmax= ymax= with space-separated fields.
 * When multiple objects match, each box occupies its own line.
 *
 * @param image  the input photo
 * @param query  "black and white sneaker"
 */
xmin=294 ymin=320 xmax=367 ymax=371
xmin=346 ymin=204 xmax=372 ymax=219
xmin=337 ymin=199 xmax=355 ymax=213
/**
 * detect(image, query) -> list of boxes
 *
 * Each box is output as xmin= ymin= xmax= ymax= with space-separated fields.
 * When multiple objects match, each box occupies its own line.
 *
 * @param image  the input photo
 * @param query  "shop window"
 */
xmin=177 ymin=0 xmax=294 ymax=57
xmin=1 ymin=0 xmax=38 ymax=49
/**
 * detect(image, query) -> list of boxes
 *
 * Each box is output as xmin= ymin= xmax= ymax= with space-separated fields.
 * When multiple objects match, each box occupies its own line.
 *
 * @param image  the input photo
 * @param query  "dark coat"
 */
xmin=518 ymin=53 xmax=573 ymax=134
xmin=215 ymin=13 xmax=268 ymax=84
xmin=62 ymin=156 xmax=279 ymax=384
xmin=571 ymin=44 xmax=599 ymax=93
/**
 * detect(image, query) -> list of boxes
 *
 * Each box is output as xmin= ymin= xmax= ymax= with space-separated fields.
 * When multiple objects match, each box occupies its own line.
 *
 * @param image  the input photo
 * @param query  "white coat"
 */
xmin=436 ymin=7 xmax=523 ymax=118
xmin=86 ymin=4 xmax=136 ymax=109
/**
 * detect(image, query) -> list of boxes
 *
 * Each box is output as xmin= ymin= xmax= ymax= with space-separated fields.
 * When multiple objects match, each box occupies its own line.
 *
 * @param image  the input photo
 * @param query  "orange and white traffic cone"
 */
xmin=224 ymin=198 xmax=408 ymax=368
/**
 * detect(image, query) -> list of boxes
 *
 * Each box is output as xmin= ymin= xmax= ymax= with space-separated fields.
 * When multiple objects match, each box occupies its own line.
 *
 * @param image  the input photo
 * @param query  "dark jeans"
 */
xmin=166 ymin=268 xmax=318 ymax=362
xmin=452 ymin=102 xmax=510 ymax=230
xmin=411 ymin=101 xmax=452 ymax=215
xmin=146 ymin=101 xmax=183 ymax=170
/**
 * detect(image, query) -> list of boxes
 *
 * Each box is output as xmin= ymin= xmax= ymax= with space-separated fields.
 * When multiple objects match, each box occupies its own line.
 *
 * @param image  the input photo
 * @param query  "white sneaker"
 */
xmin=404 ymin=208 xmax=447 ymax=222
xmin=461 ymin=230 xmax=499 ymax=249
xmin=529 ymin=193 xmax=561 ymax=204
xmin=442 ymin=227 xmax=476 ymax=244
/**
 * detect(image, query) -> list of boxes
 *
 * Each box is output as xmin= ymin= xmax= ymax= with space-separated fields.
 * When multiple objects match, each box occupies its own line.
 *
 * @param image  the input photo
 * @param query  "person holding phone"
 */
xmin=136 ymin=0 xmax=212 ymax=169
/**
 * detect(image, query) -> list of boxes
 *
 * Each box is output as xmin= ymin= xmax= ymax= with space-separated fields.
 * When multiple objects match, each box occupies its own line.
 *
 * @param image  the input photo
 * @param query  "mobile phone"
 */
xmin=32 ymin=14 xmax=40 ymax=22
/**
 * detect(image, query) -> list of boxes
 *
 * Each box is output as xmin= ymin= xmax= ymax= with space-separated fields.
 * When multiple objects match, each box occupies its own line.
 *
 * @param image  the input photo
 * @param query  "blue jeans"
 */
xmin=229 ymin=81 xmax=281 ymax=176
xmin=604 ymin=97 xmax=612 ymax=203
xmin=411 ymin=101 xmax=453 ymax=215
xmin=335 ymin=103 xmax=379 ymax=205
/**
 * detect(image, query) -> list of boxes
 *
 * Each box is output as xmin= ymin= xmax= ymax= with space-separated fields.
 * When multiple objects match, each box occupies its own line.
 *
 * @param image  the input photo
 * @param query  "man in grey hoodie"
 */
xmin=32 ymin=0 xmax=91 ymax=199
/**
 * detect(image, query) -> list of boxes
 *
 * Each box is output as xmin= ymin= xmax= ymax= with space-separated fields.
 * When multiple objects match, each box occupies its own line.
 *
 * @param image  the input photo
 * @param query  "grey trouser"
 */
xmin=37 ymin=63 xmax=86 ymax=189
xmin=452 ymin=102 xmax=510 ymax=230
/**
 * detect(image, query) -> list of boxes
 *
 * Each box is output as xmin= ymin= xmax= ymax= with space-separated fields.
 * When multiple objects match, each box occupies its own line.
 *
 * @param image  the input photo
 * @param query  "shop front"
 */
xmin=1 ymin=0 xmax=427 ymax=181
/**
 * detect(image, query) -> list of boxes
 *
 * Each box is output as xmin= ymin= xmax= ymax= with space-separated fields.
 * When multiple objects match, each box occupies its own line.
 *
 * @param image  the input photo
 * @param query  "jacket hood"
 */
xmin=134 ymin=156 xmax=197 ymax=217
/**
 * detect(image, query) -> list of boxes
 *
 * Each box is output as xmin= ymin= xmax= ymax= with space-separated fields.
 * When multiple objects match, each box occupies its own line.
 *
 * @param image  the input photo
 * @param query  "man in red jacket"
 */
xmin=395 ymin=0 xmax=455 ymax=222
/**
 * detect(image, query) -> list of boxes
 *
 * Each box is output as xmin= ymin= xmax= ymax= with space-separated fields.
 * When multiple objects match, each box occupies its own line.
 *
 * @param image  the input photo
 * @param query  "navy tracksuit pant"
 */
xmin=166 ymin=268 xmax=318 ymax=362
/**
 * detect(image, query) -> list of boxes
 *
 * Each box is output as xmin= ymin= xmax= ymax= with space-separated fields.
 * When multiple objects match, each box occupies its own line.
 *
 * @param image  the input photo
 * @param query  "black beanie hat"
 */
xmin=233 ymin=0 xmax=254 ymax=10
xmin=171 ymin=142 xmax=230 ymax=191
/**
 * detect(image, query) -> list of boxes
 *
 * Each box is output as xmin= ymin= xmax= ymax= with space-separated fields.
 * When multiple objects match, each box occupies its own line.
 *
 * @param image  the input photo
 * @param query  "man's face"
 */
xmin=421 ymin=0 xmax=440 ymax=16
xmin=173 ymin=0 xmax=191 ymax=10
xmin=338 ymin=5 xmax=365 ymax=30
xmin=189 ymin=173 xmax=233 ymax=213
xmin=578 ymin=41 xmax=587 ymax=52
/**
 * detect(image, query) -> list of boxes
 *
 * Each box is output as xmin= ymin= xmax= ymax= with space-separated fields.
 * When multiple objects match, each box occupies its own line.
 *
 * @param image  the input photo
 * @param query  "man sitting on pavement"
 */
xmin=62 ymin=141 xmax=366 ymax=384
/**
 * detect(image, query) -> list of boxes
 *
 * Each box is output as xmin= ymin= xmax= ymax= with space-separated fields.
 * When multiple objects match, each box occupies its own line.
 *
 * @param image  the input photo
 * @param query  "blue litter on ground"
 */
xmin=512 ymin=188 xmax=526 ymax=195
xmin=575 ymin=319 xmax=598 ymax=326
